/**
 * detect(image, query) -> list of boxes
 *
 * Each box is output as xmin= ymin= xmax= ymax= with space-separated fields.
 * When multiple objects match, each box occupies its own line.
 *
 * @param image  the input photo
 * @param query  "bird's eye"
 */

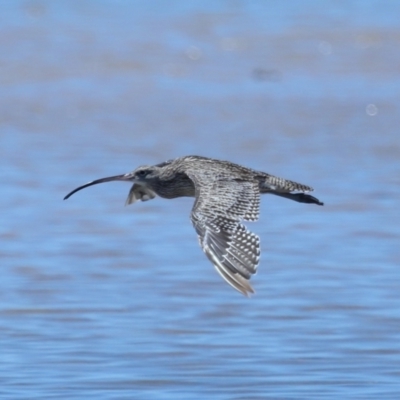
xmin=137 ymin=170 xmax=147 ymax=177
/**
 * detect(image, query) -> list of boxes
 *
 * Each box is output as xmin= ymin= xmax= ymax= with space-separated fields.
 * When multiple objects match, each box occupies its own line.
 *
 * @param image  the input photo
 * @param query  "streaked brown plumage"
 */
xmin=64 ymin=155 xmax=323 ymax=296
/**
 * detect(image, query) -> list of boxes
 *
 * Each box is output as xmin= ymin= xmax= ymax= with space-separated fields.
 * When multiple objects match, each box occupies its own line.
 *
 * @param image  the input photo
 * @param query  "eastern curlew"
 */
xmin=64 ymin=155 xmax=323 ymax=296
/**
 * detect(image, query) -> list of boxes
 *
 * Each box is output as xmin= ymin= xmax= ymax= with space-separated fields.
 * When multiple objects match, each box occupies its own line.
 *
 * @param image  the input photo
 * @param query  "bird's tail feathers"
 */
xmin=260 ymin=175 xmax=314 ymax=193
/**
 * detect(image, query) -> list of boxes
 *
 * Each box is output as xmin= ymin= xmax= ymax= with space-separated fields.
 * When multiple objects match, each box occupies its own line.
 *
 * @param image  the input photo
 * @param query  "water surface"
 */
xmin=1 ymin=1 xmax=400 ymax=399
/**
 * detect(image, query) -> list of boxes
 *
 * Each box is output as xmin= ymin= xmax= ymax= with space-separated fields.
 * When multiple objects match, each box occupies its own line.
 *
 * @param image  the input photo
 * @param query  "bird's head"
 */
xmin=128 ymin=165 xmax=160 ymax=182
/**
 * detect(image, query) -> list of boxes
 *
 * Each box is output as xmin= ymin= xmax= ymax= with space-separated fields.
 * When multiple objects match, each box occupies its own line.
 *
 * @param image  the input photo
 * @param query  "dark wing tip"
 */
xmin=300 ymin=193 xmax=324 ymax=206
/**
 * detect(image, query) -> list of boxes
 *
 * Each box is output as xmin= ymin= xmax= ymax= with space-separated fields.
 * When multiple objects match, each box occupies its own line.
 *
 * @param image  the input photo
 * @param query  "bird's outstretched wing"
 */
xmin=189 ymin=177 xmax=261 ymax=296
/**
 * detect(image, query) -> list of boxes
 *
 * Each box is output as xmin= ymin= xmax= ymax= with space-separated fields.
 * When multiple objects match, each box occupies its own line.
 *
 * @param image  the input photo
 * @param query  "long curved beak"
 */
xmin=64 ymin=174 xmax=132 ymax=200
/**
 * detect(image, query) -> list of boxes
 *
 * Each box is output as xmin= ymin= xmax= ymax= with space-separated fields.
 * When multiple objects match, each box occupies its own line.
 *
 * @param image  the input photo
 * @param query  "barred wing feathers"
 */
xmin=189 ymin=178 xmax=261 ymax=296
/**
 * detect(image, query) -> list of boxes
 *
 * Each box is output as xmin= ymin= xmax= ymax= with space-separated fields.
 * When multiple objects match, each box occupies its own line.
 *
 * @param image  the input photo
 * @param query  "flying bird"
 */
xmin=64 ymin=155 xmax=323 ymax=296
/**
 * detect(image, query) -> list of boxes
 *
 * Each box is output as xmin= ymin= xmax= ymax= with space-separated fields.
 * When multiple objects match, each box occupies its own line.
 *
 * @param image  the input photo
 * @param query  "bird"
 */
xmin=64 ymin=155 xmax=323 ymax=296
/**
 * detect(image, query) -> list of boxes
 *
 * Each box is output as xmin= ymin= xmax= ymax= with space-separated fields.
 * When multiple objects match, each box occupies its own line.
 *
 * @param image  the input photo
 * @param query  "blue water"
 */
xmin=1 ymin=1 xmax=400 ymax=398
